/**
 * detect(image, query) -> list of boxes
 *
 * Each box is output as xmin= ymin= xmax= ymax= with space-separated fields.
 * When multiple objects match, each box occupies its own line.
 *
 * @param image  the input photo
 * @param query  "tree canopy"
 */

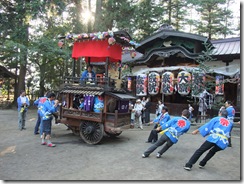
xmin=0 ymin=0 xmax=240 ymax=101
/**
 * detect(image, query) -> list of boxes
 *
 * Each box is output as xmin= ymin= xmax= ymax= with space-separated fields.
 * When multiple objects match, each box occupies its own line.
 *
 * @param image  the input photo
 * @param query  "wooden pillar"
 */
xmin=72 ymin=58 xmax=76 ymax=77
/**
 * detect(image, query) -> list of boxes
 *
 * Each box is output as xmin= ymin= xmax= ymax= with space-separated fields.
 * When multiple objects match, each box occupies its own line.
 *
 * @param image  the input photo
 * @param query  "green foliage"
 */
xmin=0 ymin=0 xmax=239 ymax=99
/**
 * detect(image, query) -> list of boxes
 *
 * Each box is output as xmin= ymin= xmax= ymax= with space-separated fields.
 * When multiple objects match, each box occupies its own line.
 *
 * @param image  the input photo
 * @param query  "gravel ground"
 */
xmin=0 ymin=109 xmax=241 ymax=182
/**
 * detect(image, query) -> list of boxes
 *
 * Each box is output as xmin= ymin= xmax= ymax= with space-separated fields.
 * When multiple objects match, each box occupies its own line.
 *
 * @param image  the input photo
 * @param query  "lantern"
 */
xmin=177 ymin=71 xmax=191 ymax=95
xmin=192 ymin=72 xmax=206 ymax=96
xmin=58 ymin=41 xmax=64 ymax=48
xmin=161 ymin=72 xmax=174 ymax=95
xmin=108 ymin=37 xmax=116 ymax=45
xmin=148 ymin=72 xmax=160 ymax=95
xmin=127 ymin=77 xmax=132 ymax=91
xmin=136 ymin=74 xmax=148 ymax=96
xmin=130 ymin=51 xmax=137 ymax=59
xmin=215 ymin=75 xmax=224 ymax=95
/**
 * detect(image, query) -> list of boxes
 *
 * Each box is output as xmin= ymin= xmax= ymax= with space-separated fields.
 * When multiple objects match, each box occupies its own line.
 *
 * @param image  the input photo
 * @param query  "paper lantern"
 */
xmin=108 ymin=37 xmax=116 ymax=45
xmin=127 ymin=77 xmax=132 ymax=91
xmin=192 ymin=72 xmax=206 ymax=96
xmin=177 ymin=71 xmax=191 ymax=95
xmin=136 ymin=74 xmax=148 ymax=96
xmin=161 ymin=72 xmax=174 ymax=95
xmin=215 ymin=75 xmax=224 ymax=95
xmin=148 ymin=72 xmax=160 ymax=95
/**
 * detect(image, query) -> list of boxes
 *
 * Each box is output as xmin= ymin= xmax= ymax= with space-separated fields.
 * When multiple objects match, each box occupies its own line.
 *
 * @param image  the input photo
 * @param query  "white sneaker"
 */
xmin=142 ymin=154 xmax=147 ymax=158
xmin=183 ymin=166 xmax=191 ymax=171
xmin=199 ymin=165 xmax=204 ymax=169
xmin=156 ymin=153 xmax=161 ymax=158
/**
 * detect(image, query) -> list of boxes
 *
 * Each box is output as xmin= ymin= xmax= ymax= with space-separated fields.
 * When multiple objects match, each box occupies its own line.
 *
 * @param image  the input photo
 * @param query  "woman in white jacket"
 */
xmin=132 ymin=99 xmax=144 ymax=130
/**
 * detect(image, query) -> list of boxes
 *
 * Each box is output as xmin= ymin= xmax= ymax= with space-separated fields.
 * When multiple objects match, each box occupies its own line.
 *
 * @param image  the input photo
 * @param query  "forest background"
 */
xmin=0 ymin=0 xmax=240 ymax=102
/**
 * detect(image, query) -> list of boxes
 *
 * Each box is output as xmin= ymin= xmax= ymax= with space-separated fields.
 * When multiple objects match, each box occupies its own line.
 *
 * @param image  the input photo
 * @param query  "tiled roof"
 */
xmin=60 ymin=89 xmax=103 ymax=96
xmin=122 ymin=37 xmax=240 ymax=63
xmin=106 ymin=92 xmax=136 ymax=100
xmin=211 ymin=37 xmax=240 ymax=56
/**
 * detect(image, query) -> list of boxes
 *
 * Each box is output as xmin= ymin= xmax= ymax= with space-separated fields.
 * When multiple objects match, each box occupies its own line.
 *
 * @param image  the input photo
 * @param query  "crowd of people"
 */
xmin=17 ymin=86 xmax=237 ymax=172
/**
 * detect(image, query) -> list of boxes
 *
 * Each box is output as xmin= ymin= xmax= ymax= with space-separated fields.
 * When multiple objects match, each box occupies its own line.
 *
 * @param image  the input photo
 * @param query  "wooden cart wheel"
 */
xmin=79 ymin=121 xmax=104 ymax=144
xmin=105 ymin=131 xmax=122 ymax=137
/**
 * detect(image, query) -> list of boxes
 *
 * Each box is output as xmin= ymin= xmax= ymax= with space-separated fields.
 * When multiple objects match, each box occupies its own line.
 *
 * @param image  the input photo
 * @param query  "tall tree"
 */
xmin=190 ymin=0 xmax=234 ymax=39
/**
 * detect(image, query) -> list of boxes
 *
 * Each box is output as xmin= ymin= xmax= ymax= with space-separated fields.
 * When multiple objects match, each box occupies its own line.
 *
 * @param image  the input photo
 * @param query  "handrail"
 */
xmin=62 ymin=76 xmax=125 ymax=91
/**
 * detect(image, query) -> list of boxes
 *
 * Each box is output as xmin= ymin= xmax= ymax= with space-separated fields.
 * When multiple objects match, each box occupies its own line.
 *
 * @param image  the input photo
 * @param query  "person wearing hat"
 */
xmin=131 ymin=99 xmax=144 ymax=130
xmin=80 ymin=65 xmax=96 ymax=84
xmin=184 ymin=108 xmax=233 ymax=171
xmin=145 ymin=106 xmax=170 ymax=143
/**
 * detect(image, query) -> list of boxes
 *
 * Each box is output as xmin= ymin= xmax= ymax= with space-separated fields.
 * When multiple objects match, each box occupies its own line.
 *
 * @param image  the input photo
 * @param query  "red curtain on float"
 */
xmin=72 ymin=39 xmax=122 ymax=62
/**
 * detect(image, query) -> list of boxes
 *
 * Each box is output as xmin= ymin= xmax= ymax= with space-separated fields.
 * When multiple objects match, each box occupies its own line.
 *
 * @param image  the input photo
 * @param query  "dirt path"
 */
xmin=0 ymin=109 xmax=241 ymax=181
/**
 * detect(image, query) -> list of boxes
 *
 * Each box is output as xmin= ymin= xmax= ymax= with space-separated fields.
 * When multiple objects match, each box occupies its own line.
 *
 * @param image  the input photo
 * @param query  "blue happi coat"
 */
xmin=198 ymin=116 xmax=233 ymax=150
xmin=226 ymin=106 xmax=235 ymax=123
xmin=34 ymin=96 xmax=47 ymax=115
xmin=161 ymin=116 xmax=191 ymax=144
xmin=153 ymin=112 xmax=171 ymax=126
xmin=40 ymin=99 xmax=57 ymax=121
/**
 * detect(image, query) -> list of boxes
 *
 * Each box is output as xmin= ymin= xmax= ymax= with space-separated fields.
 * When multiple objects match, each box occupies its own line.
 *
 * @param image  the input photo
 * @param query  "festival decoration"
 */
xmin=177 ymin=71 xmax=191 ymax=95
xmin=63 ymin=31 xmax=140 ymax=47
xmin=127 ymin=77 xmax=132 ymax=91
xmin=192 ymin=72 xmax=206 ymax=96
xmin=161 ymin=72 xmax=174 ymax=95
xmin=136 ymin=74 xmax=148 ymax=96
xmin=130 ymin=51 xmax=137 ymax=58
xmin=215 ymin=75 xmax=224 ymax=95
xmin=148 ymin=72 xmax=160 ymax=95
xmin=108 ymin=37 xmax=116 ymax=45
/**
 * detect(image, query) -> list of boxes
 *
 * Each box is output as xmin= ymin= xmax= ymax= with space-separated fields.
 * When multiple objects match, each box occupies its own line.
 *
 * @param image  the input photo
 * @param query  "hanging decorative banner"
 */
xmin=136 ymin=74 xmax=148 ymax=96
xmin=161 ymin=72 xmax=174 ymax=95
xmin=148 ymin=72 xmax=160 ymax=95
xmin=177 ymin=71 xmax=191 ymax=95
xmin=192 ymin=72 xmax=206 ymax=96
xmin=215 ymin=75 xmax=224 ymax=95
xmin=127 ymin=77 xmax=132 ymax=91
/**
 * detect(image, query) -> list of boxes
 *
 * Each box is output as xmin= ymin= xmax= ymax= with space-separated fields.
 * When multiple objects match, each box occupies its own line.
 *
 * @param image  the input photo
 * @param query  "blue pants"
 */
xmin=42 ymin=119 xmax=52 ymax=135
xmin=18 ymin=110 xmax=27 ymax=130
xmin=34 ymin=113 xmax=41 ymax=134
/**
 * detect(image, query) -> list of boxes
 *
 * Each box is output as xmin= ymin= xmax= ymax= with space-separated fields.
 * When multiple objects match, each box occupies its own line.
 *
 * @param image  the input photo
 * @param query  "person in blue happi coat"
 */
xmin=80 ymin=65 xmax=96 ymax=84
xmin=142 ymin=109 xmax=191 ymax=158
xmin=225 ymin=100 xmax=235 ymax=147
xmin=184 ymin=108 xmax=233 ymax=171
xmin=145 ymin=106 xmax=170 ymax=143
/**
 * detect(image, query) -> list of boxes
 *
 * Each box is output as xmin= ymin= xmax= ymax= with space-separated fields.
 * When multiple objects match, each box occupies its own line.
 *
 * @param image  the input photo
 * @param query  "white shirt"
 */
xmin=20 ymin=96 xmax=27 ymax=104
